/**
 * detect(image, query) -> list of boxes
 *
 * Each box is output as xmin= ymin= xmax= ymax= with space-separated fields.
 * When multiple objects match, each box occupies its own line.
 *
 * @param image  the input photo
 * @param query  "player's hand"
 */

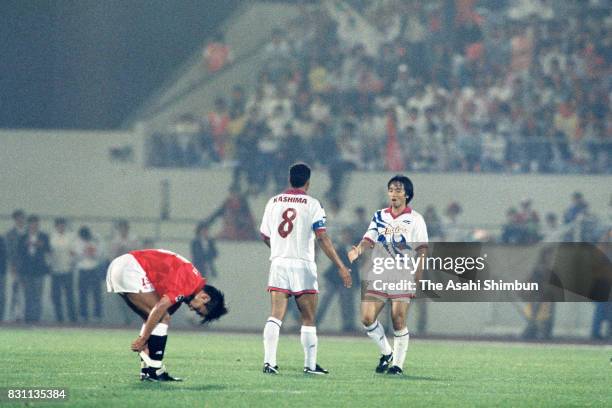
xmin=348 ymin=246 xmax=361 ymax=263
xmin=339 ymin=266 xmax=352 ymax=288
xmin=131 ymin=336 xmax=147 ymax=352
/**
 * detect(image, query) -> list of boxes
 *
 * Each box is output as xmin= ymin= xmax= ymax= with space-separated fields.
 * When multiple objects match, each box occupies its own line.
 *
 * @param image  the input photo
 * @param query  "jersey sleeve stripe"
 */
xmin=312 ymin=220 xmax=326 ymax=230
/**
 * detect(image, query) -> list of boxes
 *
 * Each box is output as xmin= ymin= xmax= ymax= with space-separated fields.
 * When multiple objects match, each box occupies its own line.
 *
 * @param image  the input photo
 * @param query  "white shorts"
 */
xmin=267 ymin=258 xmax=318 ymax=296
xmin=106 ymin=253 xmax=155 ymax=294
xmin=363 ymin=285 xmax=413 ymax=303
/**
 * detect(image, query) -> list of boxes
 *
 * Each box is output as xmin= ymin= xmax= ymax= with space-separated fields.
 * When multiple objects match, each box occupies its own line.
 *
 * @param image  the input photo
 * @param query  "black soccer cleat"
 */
xmin=140 ymin=366 xmax=183 ymax=382
xmin=155 ymin=371 xmax=183 ymax=382
xmin=263 ymin=363 xmax=279 ymax=374
xmin=386 ymin=365 xmax=403 ymax=375
xmin=304 ymin=364 xmax=329 ymax=375
xmin=375 ymin=353 xmax=393 ymax=373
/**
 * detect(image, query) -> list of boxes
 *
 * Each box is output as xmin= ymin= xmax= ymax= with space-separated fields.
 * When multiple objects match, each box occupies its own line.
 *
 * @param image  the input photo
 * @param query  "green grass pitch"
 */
xmin=1 ymin=328 xmax=610 ymax=407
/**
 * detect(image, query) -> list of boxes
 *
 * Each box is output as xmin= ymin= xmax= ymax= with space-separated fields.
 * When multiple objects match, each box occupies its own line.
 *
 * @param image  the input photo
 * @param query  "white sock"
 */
xmin=139 ymin=323 xmax=169 ymax=338
xmin=263 ymin=317 xmax=282 ymax=366
xmin=151 ymin=323 xmax=168 ymax=336
xmin=393 ymin=328 xmax=410 ymax=368
xmin=364 ymin=320 xmax=392 ymax=356
xmin=300 ymin=325 xmax=317 ymax=370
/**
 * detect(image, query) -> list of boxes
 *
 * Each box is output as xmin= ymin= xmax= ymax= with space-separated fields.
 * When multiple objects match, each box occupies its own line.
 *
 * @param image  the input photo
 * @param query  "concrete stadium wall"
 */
xmin=1 ymin=129 xmax=610 ymax=228
xmin=0 ymin=129 xmax=609 ymax=337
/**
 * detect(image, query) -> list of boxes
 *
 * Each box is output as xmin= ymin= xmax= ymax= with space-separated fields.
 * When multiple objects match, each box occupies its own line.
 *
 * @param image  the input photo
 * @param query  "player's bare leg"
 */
xmin=387 ymin=300 xmax=410 ymax=375
xmin=122 ymin=292 xmax=178 ymax=381
xmin=263 ymin=291 xmax=289 ymax=374
xmin=294 ymin=293 xmax=327 ymax=374
xmin=361 ymin=298 xmax=393 ymax=373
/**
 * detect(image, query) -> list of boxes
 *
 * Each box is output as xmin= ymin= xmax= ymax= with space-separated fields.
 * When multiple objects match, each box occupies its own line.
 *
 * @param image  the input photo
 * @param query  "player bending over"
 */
xmin=348 ymin=175 xmax=428 ymax=375
xmin=106 ymin=249 xmax=228 ymax=381
xmin=260 ymin=163 xmax=352 ymax=375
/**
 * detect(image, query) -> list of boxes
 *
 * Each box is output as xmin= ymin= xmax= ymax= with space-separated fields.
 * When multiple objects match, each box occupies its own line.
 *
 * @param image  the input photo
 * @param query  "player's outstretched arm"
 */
xmin=348 ymin=239 xmax=373 ymax=263
xmin=131 ymin=295 xmax=172 ymax=352
xmin=262 ymin=236 xmax=271 ymax=248
xmin=316 ymin=231 xmax=352 ymax=288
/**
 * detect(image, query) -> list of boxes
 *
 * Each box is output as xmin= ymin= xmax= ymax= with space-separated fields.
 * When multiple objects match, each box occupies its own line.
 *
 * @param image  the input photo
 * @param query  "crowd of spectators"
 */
xmin=0 ymin=209 xmax=209 ymax=323
xmin=0 ymin=211 xmax=131 ymax=323
xmin=500 ymin=191 xmax=609 ymax=244
xmin=149 ymin=0 xmax=611 ymax=199
xmin=0 ymin=210 xmax=225 ymax=325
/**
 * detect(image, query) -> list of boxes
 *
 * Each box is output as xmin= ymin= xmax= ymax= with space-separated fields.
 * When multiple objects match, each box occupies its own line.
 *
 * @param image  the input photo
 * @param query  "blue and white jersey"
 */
xmin=363 ymin=207 xmax=428 ymax=258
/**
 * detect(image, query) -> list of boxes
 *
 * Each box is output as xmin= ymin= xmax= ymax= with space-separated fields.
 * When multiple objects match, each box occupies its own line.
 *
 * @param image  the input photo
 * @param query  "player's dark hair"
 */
xmin=201 ymin=285 xmax=228 ymax=324
xmin=387 ymin=175 xmax=414 ymax=204
xmin=78 ymin=226 xmax=92 ymax=241
xmin=12 ymin=209 xmax=25 ymax=220
xmin=289 ymin=163 xmax=311 ymax=188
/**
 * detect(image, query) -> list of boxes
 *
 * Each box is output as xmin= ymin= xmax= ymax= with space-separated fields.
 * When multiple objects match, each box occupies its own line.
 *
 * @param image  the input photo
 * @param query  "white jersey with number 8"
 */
xmin=260 ymin=188 xmax=326 ymax=263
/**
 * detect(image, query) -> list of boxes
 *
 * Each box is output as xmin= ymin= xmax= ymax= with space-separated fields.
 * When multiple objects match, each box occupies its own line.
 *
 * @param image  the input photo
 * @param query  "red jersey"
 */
xmin=130 ymin=249 xmax=206 ymax=305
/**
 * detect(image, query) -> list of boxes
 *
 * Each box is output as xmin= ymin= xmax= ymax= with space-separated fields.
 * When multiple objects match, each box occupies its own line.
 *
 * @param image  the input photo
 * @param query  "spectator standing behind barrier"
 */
xmin=541 ymin=213 xmax=559 ymax=240
xmin=203 ymin=31 xmax=233 ymax=73
xmin=109 ymin=220 xmax=141 ymax=259
xmin=563 ymin=192 xmax=588 ymax=224
xmin=210 ymin=185 xmax=259 ymax=241
xmin=443 ymin=202 xmax=464 ymax=242
xmin=108 ymin=219 xmax=141 ymax=325
xmin=424 ymin=205 xmax=444 ymax=242
xmin=73 ymin=226 xmax=105 ymax=323
xmin=207 ymin=97 xmax=231 ymax=162
xmin=591 ymin=228 xmax=612 ymax=340
xmin=49 ymin=218 xmax=77 ymax=323
xmin=16 ymin=215 xmax=50 ymax=323
xmin=501 ymin=207 xmax=525 ymax=244
xmin=517 ymin=199 xmax=540 ymax=243
xmin=6 ymin=209 xmax=26 ymax=321
xmin=316 ymin=228 xmax=359 ymax=332
xmin=522 ymin=246 xmax=558 ymax=340
xmin=0 ymin=234 xmax=6 ymax=321
xmin=190 ymin=221 xmax=218 ymax=280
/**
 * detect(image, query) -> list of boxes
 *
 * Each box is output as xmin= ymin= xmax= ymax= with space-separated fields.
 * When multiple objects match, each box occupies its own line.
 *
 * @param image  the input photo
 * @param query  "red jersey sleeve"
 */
xmin=164 ymin=263 xmax=206 ymax=305
xmin=131 ymin=250 xmax=207 ymax=305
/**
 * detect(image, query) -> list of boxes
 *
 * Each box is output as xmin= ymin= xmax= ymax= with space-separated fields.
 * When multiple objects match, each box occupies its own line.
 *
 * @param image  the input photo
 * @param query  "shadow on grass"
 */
xmin=128 ymin=383 xmax=227 ymax=392
xmin=388 ymin=374 xmax=445 ymax=381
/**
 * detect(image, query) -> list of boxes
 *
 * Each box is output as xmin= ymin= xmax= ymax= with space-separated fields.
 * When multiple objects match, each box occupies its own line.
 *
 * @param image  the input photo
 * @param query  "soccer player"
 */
xmin=106 ymin=248 xmax=228 ymax=381
xmin=260 ymin=163 xmax=352 ymax=375
xmin=348 ymin=175 xmax=428 ymax=375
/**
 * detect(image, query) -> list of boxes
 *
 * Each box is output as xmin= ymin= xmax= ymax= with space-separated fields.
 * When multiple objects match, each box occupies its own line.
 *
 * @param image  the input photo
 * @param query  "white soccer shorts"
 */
xmin=267 ymin=258 xmax=318 ymax=296
xmin=363 ymin=277 xmax=414 ymax=304
xmin=106 ymin=253 xmax=155 ymax=294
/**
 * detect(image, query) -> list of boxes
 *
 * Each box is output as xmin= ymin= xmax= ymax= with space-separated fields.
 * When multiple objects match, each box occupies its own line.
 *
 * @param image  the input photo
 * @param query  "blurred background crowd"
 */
xmin=149 ymin=0 xmax=611 ymax=205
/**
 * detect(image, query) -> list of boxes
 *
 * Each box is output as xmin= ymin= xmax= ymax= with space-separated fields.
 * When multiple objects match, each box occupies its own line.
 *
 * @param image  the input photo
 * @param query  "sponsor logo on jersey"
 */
xmin=383 ymin=226 xmax=411 ymax=235
xmin=273 ymin=195 xmax=308 ymax=204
